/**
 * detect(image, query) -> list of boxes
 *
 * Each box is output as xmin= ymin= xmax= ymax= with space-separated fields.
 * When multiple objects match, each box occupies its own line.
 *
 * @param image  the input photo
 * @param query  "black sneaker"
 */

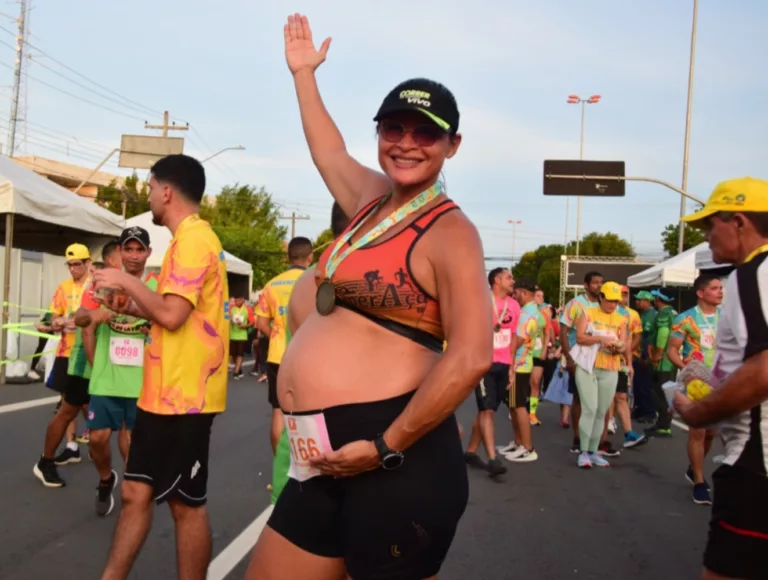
xmin=33 ymin=457 xmax=65 ymax=488
xmin=54 ymin=447 xmax=81 ymax=466
xmin=464 ymin=451 xmax=486 ymax=470
xmin=96 ymin=470 xmax=118 ymax=517
xmin=486 ymin=457 xmax=508 ymax=477
xmin=570 ymin=438 xmax=581 ymax=454
xmin=598 ymin=441 xmax=621 ymax=457
xmin=685 ymin=465 xmax=711 ymax=490
xmin=233 ymin=372 xmax=243 ymax=381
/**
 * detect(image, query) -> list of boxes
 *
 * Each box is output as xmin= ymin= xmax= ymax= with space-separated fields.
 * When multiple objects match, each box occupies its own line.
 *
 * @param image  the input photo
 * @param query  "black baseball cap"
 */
xmin=118 ymin=226 xmax=150 ymax=249
xmin=373 ymin=78 xmax=460 ymax=134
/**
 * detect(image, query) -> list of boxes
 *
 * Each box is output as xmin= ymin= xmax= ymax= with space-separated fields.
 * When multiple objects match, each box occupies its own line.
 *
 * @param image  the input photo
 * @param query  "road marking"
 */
xmin=208 ymin=504 xmax=274 ymax=580
xmin=0 ymin=395 xmax=59 ymax=415
xmin=0 ymin=361 xmax=259 ymax=416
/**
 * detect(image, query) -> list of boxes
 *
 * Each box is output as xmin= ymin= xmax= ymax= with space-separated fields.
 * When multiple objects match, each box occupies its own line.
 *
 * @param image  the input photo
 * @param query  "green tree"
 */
xmin=312 ymin=227 xmax=336 ymax=253
xmin=512 ymin=232 xmax=635 ymax=305
xmin=95 ymin=173 xmax=150 ymax=218
xmin=661 ymin=223 xmax=706 ymax=258
xmin=200 ymin=185 xmax=288 ymax=289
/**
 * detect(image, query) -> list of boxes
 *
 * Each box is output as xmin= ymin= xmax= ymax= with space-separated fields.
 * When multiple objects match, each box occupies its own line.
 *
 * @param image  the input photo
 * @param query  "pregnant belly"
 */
xmin=278 ymin=307 xmax=440 ymax=412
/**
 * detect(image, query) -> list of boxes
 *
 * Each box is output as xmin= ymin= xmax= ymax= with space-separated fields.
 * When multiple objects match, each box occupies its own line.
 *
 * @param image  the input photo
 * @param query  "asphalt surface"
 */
xmin=0 ymin=372 xmax=715 ymax=579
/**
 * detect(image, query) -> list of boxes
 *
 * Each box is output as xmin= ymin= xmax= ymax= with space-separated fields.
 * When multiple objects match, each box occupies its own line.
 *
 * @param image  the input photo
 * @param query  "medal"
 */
xmin=315 ymin=181 xmax=444 ymax=316
xmin=315 ymin=279 xmax=336 ymax=316
xmin=491 ymin=293 xmax=508 ymax=333
xmin=493 ymin=324 xmax=501 ymax=332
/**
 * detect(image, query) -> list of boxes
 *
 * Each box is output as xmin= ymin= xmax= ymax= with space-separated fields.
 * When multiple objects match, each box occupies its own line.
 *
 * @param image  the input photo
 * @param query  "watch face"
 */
xmin=382 ymin=452 xmax=404 ymax=470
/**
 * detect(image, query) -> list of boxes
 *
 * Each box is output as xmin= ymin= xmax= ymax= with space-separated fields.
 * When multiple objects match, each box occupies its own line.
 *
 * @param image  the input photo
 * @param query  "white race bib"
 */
xmin=286 ymin=413 xmax=333 ymax=482
xmin=701 ymin=329 xmax=715 ymax=350
xmin=108 ymin=337 xmax=144 ymax=367
xmin=493 ymin=328 xmax=512 ymax=349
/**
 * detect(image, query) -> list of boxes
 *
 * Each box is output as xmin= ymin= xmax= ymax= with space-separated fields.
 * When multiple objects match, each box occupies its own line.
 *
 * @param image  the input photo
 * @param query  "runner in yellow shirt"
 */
xmin=256 ymin=237 xmax=314 ymax=454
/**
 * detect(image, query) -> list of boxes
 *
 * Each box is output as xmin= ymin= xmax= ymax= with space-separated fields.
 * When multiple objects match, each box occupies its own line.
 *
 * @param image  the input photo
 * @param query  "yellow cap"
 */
xmin=600 ymin=281 xmax=622 ymax=301
xmin=681 ymin=177 xmax=768 ymax=228
xmin=65 ymin=243 xmax=90 ymax=262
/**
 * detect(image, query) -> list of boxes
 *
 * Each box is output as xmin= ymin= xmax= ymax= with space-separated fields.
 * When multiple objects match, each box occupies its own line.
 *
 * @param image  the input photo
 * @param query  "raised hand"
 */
xmin=284 ymin=13 xmax=331 ymax=75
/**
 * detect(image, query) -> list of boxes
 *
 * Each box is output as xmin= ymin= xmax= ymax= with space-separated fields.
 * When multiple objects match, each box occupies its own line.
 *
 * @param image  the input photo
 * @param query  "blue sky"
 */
xmin=1 ymin=0 xmax=766 ymax=266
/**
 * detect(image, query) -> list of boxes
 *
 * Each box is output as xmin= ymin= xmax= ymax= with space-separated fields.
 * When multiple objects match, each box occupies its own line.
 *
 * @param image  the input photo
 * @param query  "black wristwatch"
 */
xmin=373 ymin=434 xmax=404 ymax=470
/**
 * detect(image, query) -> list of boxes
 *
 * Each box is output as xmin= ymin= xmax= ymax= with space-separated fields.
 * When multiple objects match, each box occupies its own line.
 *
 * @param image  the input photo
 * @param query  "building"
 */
xmin=11 ymin=155 xmax=142 ymax=200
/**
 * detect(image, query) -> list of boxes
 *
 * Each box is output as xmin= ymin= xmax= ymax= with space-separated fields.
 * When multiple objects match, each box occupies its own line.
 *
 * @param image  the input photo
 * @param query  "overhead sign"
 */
xmin=119 ymin=135 xmax=184 ymax=169
xmin=543 ymin=160 xmax=626 ymax=197
xmin=563 ymin=257 xmax=656 ymax=289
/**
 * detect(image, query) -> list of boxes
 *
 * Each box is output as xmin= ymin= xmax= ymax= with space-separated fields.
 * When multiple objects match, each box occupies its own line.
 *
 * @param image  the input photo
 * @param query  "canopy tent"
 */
xmin=626 ymin=243 xmax=708 ymax=288
xmin=125 ymin=212 xmax=253 ymax=295
xmin=0 ymin=155 xmax=125 ymax=383
xmin=695 ymin=246 xmax=734 ymax=276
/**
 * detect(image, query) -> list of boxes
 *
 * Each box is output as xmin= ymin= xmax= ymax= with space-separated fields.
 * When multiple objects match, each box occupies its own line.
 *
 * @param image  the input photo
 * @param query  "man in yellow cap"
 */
xmin=34 ymin=243 xmax=92 ymax=488
xmin=673 ymin=177 xmax=768 ymax=580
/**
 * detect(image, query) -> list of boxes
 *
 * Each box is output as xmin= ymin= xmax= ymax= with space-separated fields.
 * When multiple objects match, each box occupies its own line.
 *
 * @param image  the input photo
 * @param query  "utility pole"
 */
xmin=280 ymin=212 xmax=310 ymax=239
xmin=144 ymin=110 xmax=188 ymax=138
xmin=7 ymin=0 xmax=26 ymax=157
xmin=678 ymin=0 xmax=699 ymax=255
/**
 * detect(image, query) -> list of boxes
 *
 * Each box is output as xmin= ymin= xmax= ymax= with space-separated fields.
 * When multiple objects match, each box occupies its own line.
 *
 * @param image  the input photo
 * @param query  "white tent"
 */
xmin=627 ymin=243 xmax=708 ymax=287
xmin=125 ymin=212 xmax=253 ymax=291
xmin=0 ymin=155 xmax=124 ymax=382
xmin=695 ymin=246 xmax=735 ymax=272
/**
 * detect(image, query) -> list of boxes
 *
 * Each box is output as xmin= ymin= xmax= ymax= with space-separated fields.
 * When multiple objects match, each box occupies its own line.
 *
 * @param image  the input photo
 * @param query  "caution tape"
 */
xmin=0 ymin=349 xmax=57 ymax=367
xmin=0 ymin=322 xmax=60 ymax=367
xmin=1 ymin=301 xmax=52 ymax=314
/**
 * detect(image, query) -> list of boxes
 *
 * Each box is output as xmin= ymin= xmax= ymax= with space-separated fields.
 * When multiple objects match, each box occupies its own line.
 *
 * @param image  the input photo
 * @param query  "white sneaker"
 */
xmin=578 ymin=451 xmax=592 ymax=468
xmin=589 ymin=452 xmax=610 ymax=467
xmin=608 ymin=417 xmax=617 ymax=435
xmin=507 ymin=449 xmax=538 ymax=463
xmin=503 ymin=446 xmax=527 ymax=461
xmin=496 ymin=441 xmax=518 ymax=455
xmin=27 ymin=370 xmax=41 ymax=381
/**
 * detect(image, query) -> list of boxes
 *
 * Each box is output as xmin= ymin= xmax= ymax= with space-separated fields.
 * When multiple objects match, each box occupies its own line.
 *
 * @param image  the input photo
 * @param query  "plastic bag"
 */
xmin=543 ymin=363 xmax=573 ymax=406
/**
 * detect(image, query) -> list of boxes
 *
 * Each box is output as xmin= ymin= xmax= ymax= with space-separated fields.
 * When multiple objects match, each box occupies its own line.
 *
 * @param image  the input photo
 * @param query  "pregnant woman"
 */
xmin=245 ymin=13 xmax=491 ymax=580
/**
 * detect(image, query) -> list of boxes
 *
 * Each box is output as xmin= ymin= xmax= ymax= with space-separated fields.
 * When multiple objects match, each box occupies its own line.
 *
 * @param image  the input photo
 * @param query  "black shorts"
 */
xmin=533 ymin=358 xmax=546 ymax=369
xmin=616 ymin=372 xmax=629 ymax=394
xmin=474 ymin=363 xmax=509 ymax=411
xmin=46 ymin=356 xmax=69 ymax=394
xmin=124 ymin=409 xmax=216 ymax=507
xmin=703 ymin=464 xmax=768 ymax=579
xmin=229 ymin=339 xmax=246 ymax=358
xmin=568 ymin=372 xmax=579 ymax=399
xmin=268 ymin=391 xmax=468 ymax=580
xmin=505 ymin=372 xmax=531 ymax=409
xmin=64 ymin=375 xmax=90 ymax=407
xmin=267 ymin=362 xmax=280 ymax=409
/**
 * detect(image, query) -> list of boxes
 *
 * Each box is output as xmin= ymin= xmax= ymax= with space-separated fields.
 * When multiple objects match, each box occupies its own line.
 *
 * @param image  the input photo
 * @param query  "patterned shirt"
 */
xmin=670 ymin=306 xmax=720 ymax=368
xmin=515 ymin=302 xmax=541 ymax=373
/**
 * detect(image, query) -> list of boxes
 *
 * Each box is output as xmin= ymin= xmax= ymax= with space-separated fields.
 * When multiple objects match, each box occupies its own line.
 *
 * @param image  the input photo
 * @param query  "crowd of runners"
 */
xmin=19 ymin=12 xmax=768 ymax=580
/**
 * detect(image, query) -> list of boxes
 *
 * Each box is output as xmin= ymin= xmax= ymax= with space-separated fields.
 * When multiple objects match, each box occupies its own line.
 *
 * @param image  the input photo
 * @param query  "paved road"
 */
xmin=0 ymin=375 xmax=714 ymax=579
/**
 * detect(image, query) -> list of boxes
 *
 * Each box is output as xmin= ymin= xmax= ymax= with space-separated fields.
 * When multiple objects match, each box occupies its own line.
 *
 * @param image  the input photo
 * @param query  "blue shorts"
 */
xmin=87 ymin=395 xmax=138 ymax=431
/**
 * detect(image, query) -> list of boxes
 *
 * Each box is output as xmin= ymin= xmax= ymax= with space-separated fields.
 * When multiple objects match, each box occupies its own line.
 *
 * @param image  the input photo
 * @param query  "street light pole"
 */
xmin=567 ymin=94 xmax=601 ymax=257
xmin=678 ymin=0 xmax=698 ymax=255
xmin=201 ymin=145 xmax=245 ymax=164
xmin=508 ymin=219 xmax=522 ymax=264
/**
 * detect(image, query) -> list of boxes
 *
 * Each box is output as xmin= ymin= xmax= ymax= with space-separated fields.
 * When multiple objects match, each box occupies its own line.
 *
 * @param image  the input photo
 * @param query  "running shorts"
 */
xmin=270 ymin=428 xmax=291 ymax=505
xmin=703 ymin=464 xmax=768 ymax=579
xmin=616 ymin=372 xmax=629 ymax=394
xmin=64 ymin=375 xmax=90 ymax=407
xmin=124 ymin=409 xmax=216 ymax=507
xmin=474 ymin=363 xmax=509 ymax=411
xmin=568 ymin=371 xmax=579 ymax=398
xmin=533 ymin=358 xmax=546 ymax=368
xmin=87 ymin=395 xmax=138 ymax=431
xmin=229 ymin=339 xmax=247 ymax=358
xmin=505 ymin=372 xmax=531 ymax=409
xmin=268 ymin=391 xmax=468 ymax=580
xmin=46 ymin=356 xmax=69 ymax=394
xmin=267 ymin=363 xmax=280 ymax=409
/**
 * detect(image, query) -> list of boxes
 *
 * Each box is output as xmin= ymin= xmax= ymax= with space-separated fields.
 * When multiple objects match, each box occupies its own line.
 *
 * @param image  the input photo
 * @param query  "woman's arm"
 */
xmin=286 ymin=15 xmax=390 ymax=217
xmin=382 ymin=215 xmax=492 ymax=452
xmin=575 ymin=313 xmax=604 ymax=346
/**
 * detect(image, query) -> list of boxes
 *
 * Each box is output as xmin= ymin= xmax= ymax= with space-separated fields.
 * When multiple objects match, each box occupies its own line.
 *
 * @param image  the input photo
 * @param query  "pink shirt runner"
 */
xmin=493 ymin=295 xmax=520 ymax=365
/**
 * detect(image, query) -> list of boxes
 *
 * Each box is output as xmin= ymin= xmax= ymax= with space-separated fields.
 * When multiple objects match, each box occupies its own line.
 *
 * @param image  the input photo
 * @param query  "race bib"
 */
xmin=535 ymin=338 xmax=543 ymax=351
xmin=493 ymin=329 xmax=512 ymax=349
xmin=286 ymin=413 xmax=333 ymax=482
xmin=701 ymin=329 xmax=715 ymax=350
xmin=108 ymin=337 xmax=144 ymax=367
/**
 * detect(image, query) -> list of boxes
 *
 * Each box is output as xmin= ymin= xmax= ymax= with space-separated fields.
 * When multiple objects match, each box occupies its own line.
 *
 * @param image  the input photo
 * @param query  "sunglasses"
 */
xmin=378 ymin=120 xmax=446 ymax=147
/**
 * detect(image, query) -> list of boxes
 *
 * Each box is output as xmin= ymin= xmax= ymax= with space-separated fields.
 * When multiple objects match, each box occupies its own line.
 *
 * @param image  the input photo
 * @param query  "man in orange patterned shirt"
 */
xmin=92 ymin=154 xmax=228 ymax=580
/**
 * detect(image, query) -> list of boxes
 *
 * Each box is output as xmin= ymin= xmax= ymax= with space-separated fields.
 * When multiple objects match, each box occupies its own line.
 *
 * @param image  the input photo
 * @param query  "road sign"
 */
xmin=543 ymin=160 xmax=626 ymax=197
xmin=118 ymin=135 xmax=185 ymax=169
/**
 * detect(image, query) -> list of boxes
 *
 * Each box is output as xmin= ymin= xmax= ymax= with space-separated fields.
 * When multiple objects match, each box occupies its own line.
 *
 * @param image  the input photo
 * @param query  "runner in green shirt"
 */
xmin=74 ymin=227 xmax=156 ymax=517
xmin=229 ymin=296 xmax=252 ymax=380
xmin=646 ymin=289 xmax=677 ymax=437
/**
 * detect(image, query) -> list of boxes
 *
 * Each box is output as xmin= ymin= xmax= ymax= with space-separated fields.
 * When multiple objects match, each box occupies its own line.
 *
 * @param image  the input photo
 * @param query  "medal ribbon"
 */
xmin=492 ymin=294 xmax=508 ymax=328
xmin=324 ymin=182 xmax=443 ymax=279
xmin=743 ymin=243 xmax=768 ymax=264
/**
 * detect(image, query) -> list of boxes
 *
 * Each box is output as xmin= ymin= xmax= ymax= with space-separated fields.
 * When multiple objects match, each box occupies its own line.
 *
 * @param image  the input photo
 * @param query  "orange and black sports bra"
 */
xmin=315 ymin=196 xmax=459 ymax=353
